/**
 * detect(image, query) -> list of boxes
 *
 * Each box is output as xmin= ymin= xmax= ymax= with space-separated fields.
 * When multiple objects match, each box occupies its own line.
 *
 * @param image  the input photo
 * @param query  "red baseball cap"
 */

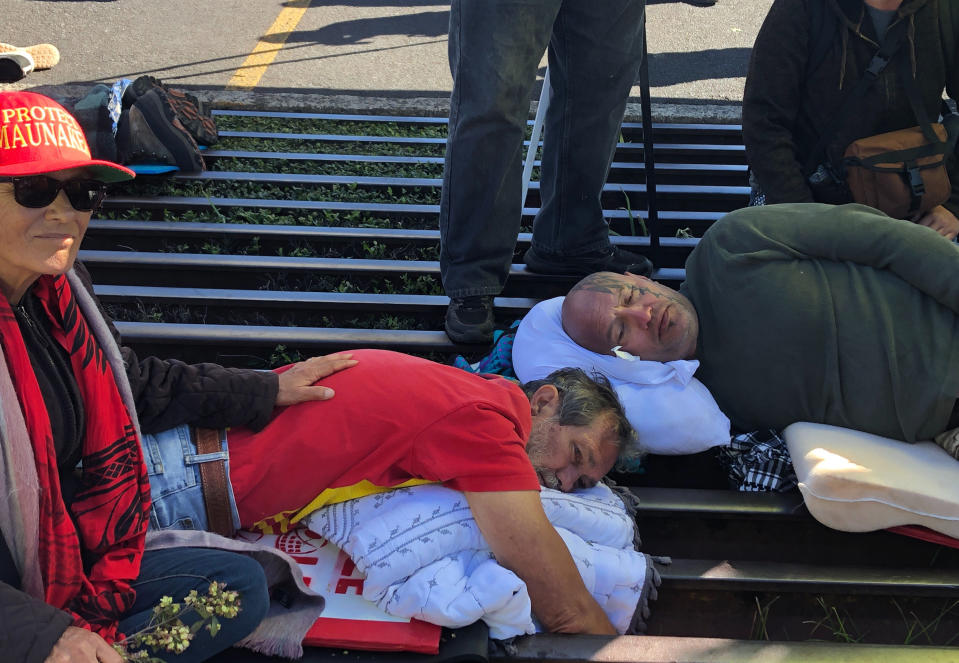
xmin=0 ymin=90 xmax=135 ymax=183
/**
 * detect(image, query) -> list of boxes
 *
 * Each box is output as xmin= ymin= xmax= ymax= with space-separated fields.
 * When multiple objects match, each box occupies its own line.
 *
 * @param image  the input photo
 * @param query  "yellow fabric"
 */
xmin=252 ymin=478 xmax=435 ymax=534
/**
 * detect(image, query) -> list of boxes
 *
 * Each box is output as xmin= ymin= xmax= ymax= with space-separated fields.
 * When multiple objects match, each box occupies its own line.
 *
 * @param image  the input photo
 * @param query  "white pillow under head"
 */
xmin=512 ymin=297 xmax=730 ymax=455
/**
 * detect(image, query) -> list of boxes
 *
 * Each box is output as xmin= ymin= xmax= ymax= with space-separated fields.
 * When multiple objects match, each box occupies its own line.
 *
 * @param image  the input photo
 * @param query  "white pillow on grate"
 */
xmin=785 ymin=422 xmax=959 ymax=539
xmin=513 ymin=296 xmax=730 ymax=456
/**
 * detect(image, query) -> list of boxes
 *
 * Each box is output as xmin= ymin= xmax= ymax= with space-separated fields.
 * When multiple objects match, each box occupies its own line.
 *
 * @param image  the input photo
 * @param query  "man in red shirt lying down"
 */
xmin=143 ymin=348 xmax=636 ymax=636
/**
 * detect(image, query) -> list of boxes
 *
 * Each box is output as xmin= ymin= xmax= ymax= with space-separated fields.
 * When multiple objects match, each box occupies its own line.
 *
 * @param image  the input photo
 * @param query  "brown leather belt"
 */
xmin=193 ymin=427 xmax=236 ymax=538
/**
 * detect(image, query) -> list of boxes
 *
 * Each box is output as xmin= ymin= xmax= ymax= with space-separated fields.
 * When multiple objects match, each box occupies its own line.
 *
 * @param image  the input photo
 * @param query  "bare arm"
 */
xmin=463 ymin=490 xmax=616 ymax=635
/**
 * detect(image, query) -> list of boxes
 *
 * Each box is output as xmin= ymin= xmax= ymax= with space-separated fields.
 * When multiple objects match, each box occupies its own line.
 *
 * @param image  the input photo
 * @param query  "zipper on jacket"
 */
xmin=14 ymin=303 xmax=52 ymax=350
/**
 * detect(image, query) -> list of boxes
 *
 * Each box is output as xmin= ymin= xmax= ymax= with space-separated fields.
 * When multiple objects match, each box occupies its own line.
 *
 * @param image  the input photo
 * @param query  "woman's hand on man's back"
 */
xmin=275 ymin=352 xmax=359 ymax=406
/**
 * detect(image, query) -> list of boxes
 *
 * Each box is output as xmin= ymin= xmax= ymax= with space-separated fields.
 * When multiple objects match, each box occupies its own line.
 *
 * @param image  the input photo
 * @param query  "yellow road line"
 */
xmin=226 ymin=0 xmax=311 ymax=90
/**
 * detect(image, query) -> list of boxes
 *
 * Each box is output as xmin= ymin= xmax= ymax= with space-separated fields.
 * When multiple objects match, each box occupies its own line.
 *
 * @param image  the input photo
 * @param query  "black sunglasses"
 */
xmin=0 ymin=175 xmax=107 ymax=212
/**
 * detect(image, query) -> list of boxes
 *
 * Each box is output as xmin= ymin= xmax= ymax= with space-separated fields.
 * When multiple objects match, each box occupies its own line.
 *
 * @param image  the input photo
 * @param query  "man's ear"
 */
xmin=530 ymin=384 xmax=560 ymax=418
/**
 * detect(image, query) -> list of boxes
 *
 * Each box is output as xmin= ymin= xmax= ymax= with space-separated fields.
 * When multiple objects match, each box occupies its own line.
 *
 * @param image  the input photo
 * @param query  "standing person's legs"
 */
xmin=117 ymin=547 xmax=270 ymax=663
xmin=523 ymin=0 xmax=652 ymax=276
xmin=440 ymin=0 xmax=560 ymax=343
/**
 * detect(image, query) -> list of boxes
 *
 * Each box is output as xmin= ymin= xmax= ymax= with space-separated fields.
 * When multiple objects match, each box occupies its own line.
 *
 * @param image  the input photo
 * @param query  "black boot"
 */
xmin=445 ymin=296 xmax=495 ymax=344
xmin=523 ymin=245 xmax=654 ymax=278
xmin=117 ymin=88 xmax=205 ymax=172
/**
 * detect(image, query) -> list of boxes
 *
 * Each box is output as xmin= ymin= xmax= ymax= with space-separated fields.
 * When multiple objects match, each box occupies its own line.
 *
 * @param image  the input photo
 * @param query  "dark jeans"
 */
xmin=118 ymin=547 xmax=269 ymax=663
xmin=439 ymin=0 xmax=646 ymax=297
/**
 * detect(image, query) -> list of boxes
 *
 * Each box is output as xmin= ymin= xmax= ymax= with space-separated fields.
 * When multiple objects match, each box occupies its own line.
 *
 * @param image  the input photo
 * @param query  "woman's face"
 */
xmin=0 ymin=168 xmax=93 ymax=303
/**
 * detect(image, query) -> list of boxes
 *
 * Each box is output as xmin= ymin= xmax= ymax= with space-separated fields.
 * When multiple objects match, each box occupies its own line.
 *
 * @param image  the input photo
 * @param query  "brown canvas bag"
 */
xmin=803 ymin=18 xmax=957 ymax=220
xmin=843 ymin=123 xmax=951 ymax=220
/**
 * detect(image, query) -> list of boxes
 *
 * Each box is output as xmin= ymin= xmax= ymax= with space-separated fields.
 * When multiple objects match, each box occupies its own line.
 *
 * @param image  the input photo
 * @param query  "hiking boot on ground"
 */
xmin=116 ymin=103 xmax=176 ymax=168
xmin=445 ymin=295 xmax=495 ymax=345
xmin=523 ymin=245 xmax=654 ymax=278
xmin=126 ymin=74 xmax=164 ymax=103
xmin=117 ymin=88 xmax=205 ymax=172
xmin=126 ymin=75 xmax=218 ymax=145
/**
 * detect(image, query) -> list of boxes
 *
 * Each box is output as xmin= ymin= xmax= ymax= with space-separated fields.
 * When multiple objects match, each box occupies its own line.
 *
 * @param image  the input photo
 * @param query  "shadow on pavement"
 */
xmin=272 ymin=11 xmax=449 ymax=46
xmin=648 ymin=48 xmax=751 ymax=85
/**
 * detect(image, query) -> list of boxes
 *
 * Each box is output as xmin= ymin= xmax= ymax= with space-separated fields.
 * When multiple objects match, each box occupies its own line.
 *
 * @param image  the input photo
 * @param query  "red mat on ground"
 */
xmin=235 ymin=528 xmax=441 ymax=653
xmin=887 ymin=524 xmax=959 ymax=550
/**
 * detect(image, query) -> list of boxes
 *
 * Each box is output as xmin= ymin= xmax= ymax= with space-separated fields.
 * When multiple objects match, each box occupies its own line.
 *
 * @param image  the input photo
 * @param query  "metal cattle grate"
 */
xmin=85 ymin=111 xmax=745 ymax=361
xmin=86 ymin=111 xmax=959 ymax=657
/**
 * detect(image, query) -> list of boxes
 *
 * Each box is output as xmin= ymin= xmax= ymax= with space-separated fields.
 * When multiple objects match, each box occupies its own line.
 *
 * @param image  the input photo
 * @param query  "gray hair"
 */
xmin=521 ymin=367 xmax=640 ymax=466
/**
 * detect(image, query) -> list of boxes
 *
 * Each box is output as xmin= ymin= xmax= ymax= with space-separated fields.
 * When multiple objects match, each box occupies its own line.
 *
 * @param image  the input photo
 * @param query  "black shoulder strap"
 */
xmin=942 ymin=98 xmax=959 ymax=150
xmin=894 ymin=54 xmax=943 ymax=145
xmin=803 ymin=16 xmax=912 ymax=175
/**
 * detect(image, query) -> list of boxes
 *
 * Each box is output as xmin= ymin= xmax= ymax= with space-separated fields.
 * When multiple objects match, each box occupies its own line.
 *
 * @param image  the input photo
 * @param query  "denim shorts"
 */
xmin=139 ymin=424 xmax=241 ymax=533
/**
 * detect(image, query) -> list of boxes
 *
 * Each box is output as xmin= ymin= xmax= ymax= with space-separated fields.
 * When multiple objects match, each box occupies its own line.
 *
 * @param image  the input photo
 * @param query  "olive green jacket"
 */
xmin=680 ymin=203 xmax=959 ymax=442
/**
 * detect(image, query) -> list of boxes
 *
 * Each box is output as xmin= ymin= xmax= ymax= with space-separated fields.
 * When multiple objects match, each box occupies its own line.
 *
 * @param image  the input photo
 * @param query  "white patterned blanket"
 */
xmin=303 ymin=483 xmax=659 ymax=639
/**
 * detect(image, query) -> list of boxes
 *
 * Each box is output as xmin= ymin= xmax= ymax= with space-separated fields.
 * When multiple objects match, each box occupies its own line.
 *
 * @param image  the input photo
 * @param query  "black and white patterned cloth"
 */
xmin=747 ymin=170 xmax=766 ymax=207
xmin=719 ymin=429 xmax=797 ymax=492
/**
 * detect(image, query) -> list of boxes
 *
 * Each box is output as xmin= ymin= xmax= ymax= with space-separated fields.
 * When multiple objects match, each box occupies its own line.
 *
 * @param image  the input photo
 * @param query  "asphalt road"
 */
xmin=2 ymin=0 xmax=772 ymax=121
